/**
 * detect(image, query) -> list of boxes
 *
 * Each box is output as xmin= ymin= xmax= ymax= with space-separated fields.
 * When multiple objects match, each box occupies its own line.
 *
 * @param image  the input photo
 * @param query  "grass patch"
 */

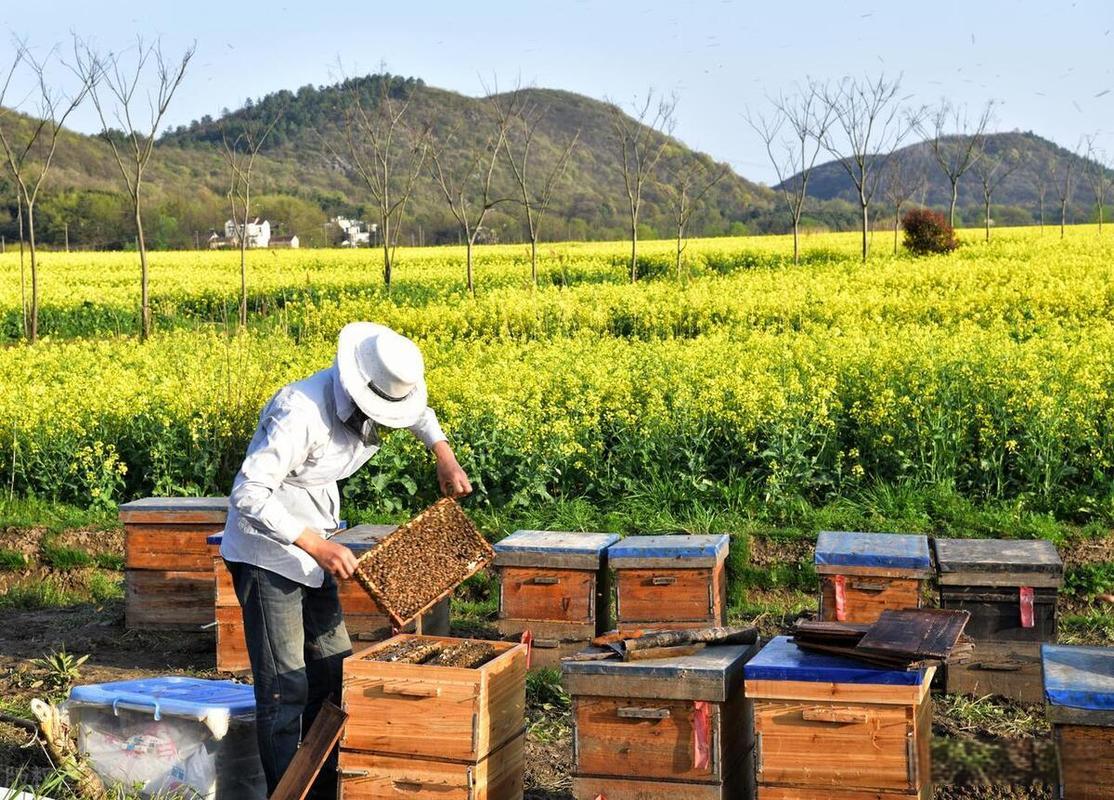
xmin=935 ymin=694 xmax=1048 ymax=739
xmin=0 ymin=496 xmax=116 ymax=533
xmin=1064 ymin=562 xmax=1114 ymax=599
xmin=94 ymin=552 xmax=125 ymax=571
xmin=88 ymin=571 xmax=124 ymax=603
xmin=39 ymin=538 xmax=94 ymax=570
xmin=0 ymin=578 xmax=79 ymax=610
xmin=0 ymin=548 xmax=27 ymax=570
xmin=526 ymin=668 xmax=571 ymax=743
xmin=1060 ymin=609 xmax=1114 ymax=644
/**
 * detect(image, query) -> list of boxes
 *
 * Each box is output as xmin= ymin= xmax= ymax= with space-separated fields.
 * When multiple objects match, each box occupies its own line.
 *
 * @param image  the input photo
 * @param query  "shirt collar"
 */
xmin=332 ymin=362 xmax=357 ymax=422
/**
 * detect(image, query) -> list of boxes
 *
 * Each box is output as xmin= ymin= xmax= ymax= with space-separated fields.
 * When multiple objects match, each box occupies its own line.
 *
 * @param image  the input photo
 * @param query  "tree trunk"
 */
xmin=17 ymin=200 xmax=26 ymax=340
xmin=466 ymin=235 xmax=474 ymax=296
xmin=136 ymin=205 xmax=151 ymax=341
xmin=629 ymin=219 xmax=638 ymax=282
xmin=1061 ymin=201 xmax=1067 ymax=239
xmin=530 ymin=237 xmax=538 ymax=286
xmin=1038 ymin=196 xmax=1045 ymax=234
xmin=792 ymin=221 xmax=800 ymax=264
xmin=239 ymin=237 xmax=248 ymax=328
xmin=1099 ymin=203 xmax=1104 ymax=235
xmin=984 ymin=196 xmax=992 ymax=242
xmin=675 ymin=222 xmax=683 ymax=281
xmin=860 ymin=200 xmax=869 ymax=262
xmin=382 ymin=214 xmax=393 ymax=290
xmin=893 ymin=210 xmax=900 ymax=255
xmin=27 ymin=204 xmax=38 ymax=344
xmin=949 ymin=182 xmax=958 ymax=228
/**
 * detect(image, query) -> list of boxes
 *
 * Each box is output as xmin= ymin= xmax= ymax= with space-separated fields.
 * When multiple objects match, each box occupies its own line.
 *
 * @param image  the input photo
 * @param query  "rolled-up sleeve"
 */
xmin=230 ymin=407 xmax=315 ymax=545
xmin=407 ymin=406 xmax=447 ymax=449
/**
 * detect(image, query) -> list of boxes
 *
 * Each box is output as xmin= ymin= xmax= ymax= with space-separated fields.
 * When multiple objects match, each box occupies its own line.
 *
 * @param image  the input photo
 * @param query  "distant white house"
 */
xmin=271 ymin=235 xmax=300 ymax=249
xmin=223 ymin=218 xmax=271 ymax=248
xmin=334 ymin=216 xmax=377 ymax=247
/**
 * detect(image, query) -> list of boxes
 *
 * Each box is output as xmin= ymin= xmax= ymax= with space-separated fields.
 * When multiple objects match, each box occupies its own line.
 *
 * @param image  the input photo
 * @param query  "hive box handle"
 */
xmin=529 ymin=576 xmax=560 ymax=585
xmin=650 ymin=576 xmax=677 ymax=586
xmin=382 ymin=682 xmax=441 ymax=698
xmin=801 ymin=708 xmax=869 ymax=724
xmin=617 ymin=706 xmax=671 ymax=720
xmin=849 ymin=580 xmax=887 ymax=592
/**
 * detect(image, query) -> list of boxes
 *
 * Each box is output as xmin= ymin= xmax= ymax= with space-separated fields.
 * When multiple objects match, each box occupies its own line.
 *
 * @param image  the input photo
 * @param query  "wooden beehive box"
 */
xmin=493 ymin=530 xmax=620 ymax=668
xmin=120 ymin=496 xmax=228 ymax=630
xmin=563 ymin=641 xmax=759 ymax=800
xmin=210 ymin=526 xmax=450 ymax=674
xmin=814 ymin=531 xmax=933 ymax=625
xmin=339 ymin=634 xmax=527 ymax=800
xmin=1042 ymin=644 xmax=1114 ymax=800
xmin=609 ymin=534 xmax=729 ymax=632
xmin=936 ymin=538 xmax=1063 ymax=703
xmin=744 ymin=636 xmax=934 ymax=800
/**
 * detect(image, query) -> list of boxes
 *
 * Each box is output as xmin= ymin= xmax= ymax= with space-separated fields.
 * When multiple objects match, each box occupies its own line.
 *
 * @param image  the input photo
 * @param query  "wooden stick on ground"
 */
xmin=623 ymin=626 xmax=758 ymax=653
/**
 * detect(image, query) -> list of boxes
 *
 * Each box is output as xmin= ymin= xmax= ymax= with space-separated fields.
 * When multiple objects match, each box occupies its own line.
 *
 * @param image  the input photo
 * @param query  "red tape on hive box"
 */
xmin=693 ymin=700 xmax=711 ymax=770
xmin=1020 ymin=586 xmax=1034 ymax=628
xmin=834 ymin=575 xmax=847 ymax=622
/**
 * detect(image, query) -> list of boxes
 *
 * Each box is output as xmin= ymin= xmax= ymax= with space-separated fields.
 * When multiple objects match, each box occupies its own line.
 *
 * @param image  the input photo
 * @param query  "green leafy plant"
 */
xmin=31 ymin=648 xmax=90 ymax=694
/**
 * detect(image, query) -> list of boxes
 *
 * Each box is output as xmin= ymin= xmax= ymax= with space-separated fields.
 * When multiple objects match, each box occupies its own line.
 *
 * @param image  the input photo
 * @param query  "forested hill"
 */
xmin=0 ymin=74 xmax=786 ymax=249
xmin=159 ymin=75 xmax=777 ymax=242
xmin=795 ymin=132 xmax=1107 ymax=225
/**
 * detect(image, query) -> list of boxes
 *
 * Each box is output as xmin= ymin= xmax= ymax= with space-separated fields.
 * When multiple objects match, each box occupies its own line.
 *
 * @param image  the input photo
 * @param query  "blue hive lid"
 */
xmin=206 ymin=533 xmax=222 ymax=545
xmin=68 ymin=677 xmax=256 ymax=738
xmin=743 ymin=636 xmax=926 ymax=686
xmin=495 ymin=530 xmax=620 ymax=556
xmin=608 ymin=534 xmax=729 ymax=567
xmin=1042 ymin=644 xmax=1114 ymax=712
xmin=331 ymin=524 xmax=396 ymax=554
xmin=814 ymin=531 xmax=932 ymax=572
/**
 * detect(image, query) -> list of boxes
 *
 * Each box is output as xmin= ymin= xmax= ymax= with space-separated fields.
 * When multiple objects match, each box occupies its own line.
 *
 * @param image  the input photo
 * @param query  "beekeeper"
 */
xmin=220 ymin=321 xmax=472 ymax=798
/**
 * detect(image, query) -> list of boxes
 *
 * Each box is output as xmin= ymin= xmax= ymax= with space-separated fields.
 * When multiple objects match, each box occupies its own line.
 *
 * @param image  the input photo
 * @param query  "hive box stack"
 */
xmin=563 ymin=642 xmax=759 ymax=800
xmin=120 ymin=497 xmax=228 ymax=630
xmin=609 ymin=534 xmax=729 ymax=633
xmin=1041 ymin=644 xmax=1114 ymax=799
xmin=936 ymin=538 xmax=1063 ymax=703
xmin=744 ymin=636 xmax=934 ymax=800
xmin=493 ymin=530 xmax=620 ymax=668
xmin=211 ymin=525 xmax=450 ymax=673
xmin=815 ymin=531 xmax=934 ymax=624
xmin=65 ymin=676 xmax=265 ymax=799
xmin=338 ymin=634 xmax=527 ymax=800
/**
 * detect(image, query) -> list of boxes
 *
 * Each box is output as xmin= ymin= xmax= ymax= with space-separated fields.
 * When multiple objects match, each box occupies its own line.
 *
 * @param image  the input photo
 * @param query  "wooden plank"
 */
xmin=616 ymin=563 xmax=725 ymax=626
xmin=815 ymin=564 xmax=933 ymax=579
xmin=126 ymin=526 xmax=222 ymax=571
xmin=1055 ymin=724 xmax=1114 ymax=799
xmin=745 ymin=668 xmax=936 ymax=707
xmin=937 ymin=571 xmax=1063 ymax=588
xmin=758 ymin=787 xmax=927 ymax=799
xmin=498 ymin=566 xmax=595 ymax=624
xmin=1047 ymin=705 xmax=1114 ymax=727
xmin=271 ymin=701 xmax=348 ymax=800
xmin=339 ymin=731 xmax=524 ymax=800
xmin=216 ymin=604 xmax=251 ymax=673
xmin=933 ymin=537 xmax=1062 ymax=575
xmin=125 ymin=569 xmax=213 ymax=629
xmin=118 ymin=496 xmax=228 ymax=525
xmin=855 ymin=608 xmax=970 ymax=661
xmin=214 ymin=556 xmax=237 ymax=607
xmin=754 ymin=701 xmax=915 ymax=792
xmin=819 ymin=576 xmax=924 ymax=625
xmin=341 ymin=635 xmax=525 ymax=762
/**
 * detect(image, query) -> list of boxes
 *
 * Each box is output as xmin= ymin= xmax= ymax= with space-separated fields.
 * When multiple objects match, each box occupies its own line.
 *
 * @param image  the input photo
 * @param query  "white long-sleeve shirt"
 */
xmin=220 ymin=365 xmax=446 ymax=587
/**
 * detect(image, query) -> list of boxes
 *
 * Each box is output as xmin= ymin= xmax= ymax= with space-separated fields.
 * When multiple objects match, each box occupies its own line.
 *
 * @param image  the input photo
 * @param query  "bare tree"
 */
xmin=1084 ymin=135 xmax=1111 ymax=235
xmin=79 ymin=37 xmax=194 ymax=340
xmin=336 ymin=75 xmax=430 ymax=290
xmin=491 ymin=87 xmax=579 ymax=284
xmin=821 ymin=74 xmax=919 ymax=262
xmin=1027 ymin=164 xmax=1049 ymax=234
xmin=747 ymin=82 xmax=831 ymax=264
xmin=923 ymin=100 xmax=994 ymax=226
xmin=606 ymin=91 xmax=676 ymax=281
xmin=970 ymin=149 xmax=1020 ymax=242
xmin=221 ymin=109 xmax=284 ymax=327
xmin=661 ymin=157 xmax=728 ymax=280
xmin=428 ymin=109 xmax=513 ymax=296
xmin=0 ymin=40 xmax=89 ymax=343
xmin=882 ymin=156 xmax=925 ymax=254
xmin=1049 ymin=148 xmax=1075 ymax=240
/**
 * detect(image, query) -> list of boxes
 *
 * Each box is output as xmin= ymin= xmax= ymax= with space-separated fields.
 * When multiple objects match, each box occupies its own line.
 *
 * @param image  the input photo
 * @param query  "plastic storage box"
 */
xmin=65 ymin=676 xmax=264 ymax=799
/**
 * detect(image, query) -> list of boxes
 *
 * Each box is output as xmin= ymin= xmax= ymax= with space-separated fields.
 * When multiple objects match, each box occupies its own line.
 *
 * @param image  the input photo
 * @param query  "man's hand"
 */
xmin=432 ymin=441 xmax=473 ymax=498
xmin=294 ymin=530 xmax=359 ymax=579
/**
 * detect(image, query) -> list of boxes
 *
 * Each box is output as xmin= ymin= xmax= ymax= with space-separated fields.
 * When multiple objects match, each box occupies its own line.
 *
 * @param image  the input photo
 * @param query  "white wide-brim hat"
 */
xmin=336 ymin=322 xmax=428 ymax=428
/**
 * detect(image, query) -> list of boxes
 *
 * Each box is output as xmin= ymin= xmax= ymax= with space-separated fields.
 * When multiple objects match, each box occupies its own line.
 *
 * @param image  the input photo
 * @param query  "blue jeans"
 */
xmin=226 ymin=560 xmax=352 ymax=799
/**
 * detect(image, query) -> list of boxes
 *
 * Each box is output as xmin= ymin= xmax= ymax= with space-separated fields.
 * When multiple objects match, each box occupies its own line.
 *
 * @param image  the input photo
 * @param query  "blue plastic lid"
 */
xmin=1042 ymin=644 xmax=1114 ymax=711
xmin=815 ymin=531 xmax=932 ymax=571
xmin=206 ymin=533 xmax=222 ymax=545
xmin=495 ymin=530 xmax=620 ymax=556
xmin=744 ymin=636 xmax=926 ymax=686
xmin=68 ymin=677 xmax=256 ymax=734
xmin=608 ymin=534 xmax=730 ymax=562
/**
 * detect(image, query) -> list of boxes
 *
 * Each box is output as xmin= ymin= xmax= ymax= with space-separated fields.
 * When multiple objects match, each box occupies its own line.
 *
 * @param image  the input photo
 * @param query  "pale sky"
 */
xmin=3 ymin=0 xmax=1112 ymax=183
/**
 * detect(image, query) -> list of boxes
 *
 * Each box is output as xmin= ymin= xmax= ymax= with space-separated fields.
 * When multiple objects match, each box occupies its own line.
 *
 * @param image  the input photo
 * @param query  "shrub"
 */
xmin=902 ymin=208 xmax=959 ymax=255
